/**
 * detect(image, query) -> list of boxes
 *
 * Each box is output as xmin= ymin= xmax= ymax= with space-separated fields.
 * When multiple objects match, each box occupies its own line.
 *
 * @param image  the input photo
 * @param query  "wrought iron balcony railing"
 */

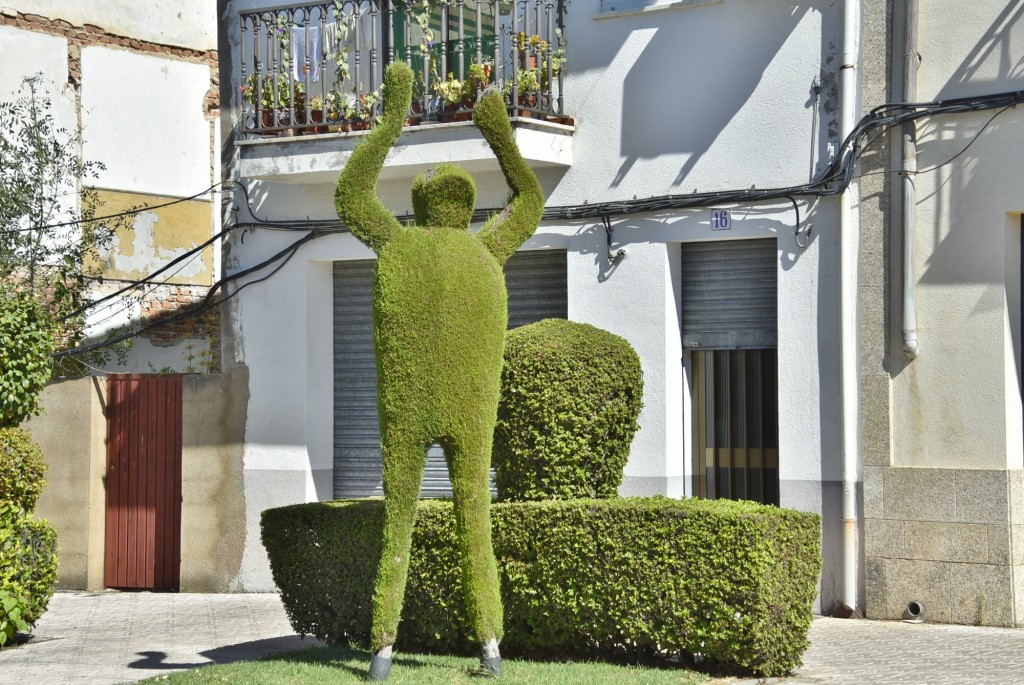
xmin=239 ymin=0 xmax=569 ymax=138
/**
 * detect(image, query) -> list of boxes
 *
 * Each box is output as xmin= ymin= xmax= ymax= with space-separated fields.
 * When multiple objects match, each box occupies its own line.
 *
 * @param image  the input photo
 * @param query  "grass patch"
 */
xmin=133 ymin=645 xmax=710 ymax=684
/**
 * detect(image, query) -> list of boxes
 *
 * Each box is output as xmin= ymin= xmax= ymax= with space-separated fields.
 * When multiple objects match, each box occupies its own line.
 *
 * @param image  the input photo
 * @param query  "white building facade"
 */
xmin=222 ymin=0 xmax=850 ymax=603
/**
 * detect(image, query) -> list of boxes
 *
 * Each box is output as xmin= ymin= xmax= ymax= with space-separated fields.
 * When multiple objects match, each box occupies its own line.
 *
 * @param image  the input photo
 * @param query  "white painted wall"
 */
xmin=0 ymin=26 xmax=73 ymax=121
xmin=4 ymin=0 xmax=215 ymax=51
xmin=81 ymin=47 xmax=212 ymax=199
xmin=225 ymin=0 xmax=846 ymax=589
xmin=0 ymin=25 xmax=78 ymax=223
xmin=892 ymin=1 xmax=1024 ymax=470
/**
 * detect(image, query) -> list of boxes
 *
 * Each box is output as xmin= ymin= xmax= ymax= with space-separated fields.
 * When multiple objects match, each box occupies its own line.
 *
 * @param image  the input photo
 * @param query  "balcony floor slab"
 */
xmin=237 ymin=118 xmax=574 ymax=184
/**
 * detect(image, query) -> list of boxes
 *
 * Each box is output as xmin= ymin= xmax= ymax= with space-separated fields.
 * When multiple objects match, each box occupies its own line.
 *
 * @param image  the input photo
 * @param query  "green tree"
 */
xmin=0 ymin=75 xmax=125 ymax=355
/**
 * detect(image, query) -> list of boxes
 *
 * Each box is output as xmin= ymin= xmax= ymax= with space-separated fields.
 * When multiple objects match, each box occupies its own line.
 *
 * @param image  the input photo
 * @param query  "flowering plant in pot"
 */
xmin=241 ymin=73 xmax=304 ymax=132
xmin=434 ymin=73 xmax=470 ymax=121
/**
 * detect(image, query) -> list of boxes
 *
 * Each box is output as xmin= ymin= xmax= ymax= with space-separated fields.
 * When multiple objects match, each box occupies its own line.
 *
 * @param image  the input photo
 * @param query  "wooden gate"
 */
xmin=105 ymin=375 xmax=182 ymax=591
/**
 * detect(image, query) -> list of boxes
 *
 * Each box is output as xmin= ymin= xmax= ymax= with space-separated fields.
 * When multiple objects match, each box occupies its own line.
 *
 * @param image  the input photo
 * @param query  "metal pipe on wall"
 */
xmin=901 ymin=0 xmax=921 ymax=359
xmin=839 ymin=0 xmax=863 ymax=617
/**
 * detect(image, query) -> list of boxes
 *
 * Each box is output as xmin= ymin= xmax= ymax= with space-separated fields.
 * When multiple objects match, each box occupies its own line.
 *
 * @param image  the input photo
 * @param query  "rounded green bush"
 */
xmin=0 ymin=503 xmax=57 ymax=625
xmin=493 ymin=319 xmax=643 ymax=501
xmin=0 ymin=290 xmax=53 ymax=428
xmin=0 ymin=427 xmax=46 ymax=512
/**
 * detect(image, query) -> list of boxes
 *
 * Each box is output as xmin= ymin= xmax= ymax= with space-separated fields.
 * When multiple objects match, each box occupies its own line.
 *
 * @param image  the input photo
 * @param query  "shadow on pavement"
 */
xmin=127 ymin=634 xmax=321 ymax=670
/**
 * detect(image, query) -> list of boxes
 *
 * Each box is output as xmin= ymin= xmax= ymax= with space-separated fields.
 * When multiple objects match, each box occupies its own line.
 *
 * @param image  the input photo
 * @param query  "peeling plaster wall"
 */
xmin=2 ymin=9 xmax=221 ymax=373
xmin=89 ymin=190 xmax=214 ymax=285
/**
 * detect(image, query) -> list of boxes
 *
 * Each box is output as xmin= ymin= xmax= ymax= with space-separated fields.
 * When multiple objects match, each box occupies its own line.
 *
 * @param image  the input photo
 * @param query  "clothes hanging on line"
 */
xmin=291 ymin=25 xmax=322 ymax=82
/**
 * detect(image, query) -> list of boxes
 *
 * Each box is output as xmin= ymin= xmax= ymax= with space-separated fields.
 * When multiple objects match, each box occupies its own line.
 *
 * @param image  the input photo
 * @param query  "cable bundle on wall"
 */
xmin=51 ymin=87 xmax=1024 ymax=359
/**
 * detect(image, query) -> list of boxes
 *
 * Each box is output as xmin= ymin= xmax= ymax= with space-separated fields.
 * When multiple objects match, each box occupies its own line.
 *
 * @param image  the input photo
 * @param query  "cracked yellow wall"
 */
xmin=86 ymin=189 xmax=213 ymax=286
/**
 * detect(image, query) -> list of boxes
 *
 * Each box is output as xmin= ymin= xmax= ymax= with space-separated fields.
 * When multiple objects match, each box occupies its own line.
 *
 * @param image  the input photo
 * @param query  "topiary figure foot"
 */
xmin=480 ymin=638 xmax=502 ymax=677
xmin=366 ymin=646 xmax=393 ymax=681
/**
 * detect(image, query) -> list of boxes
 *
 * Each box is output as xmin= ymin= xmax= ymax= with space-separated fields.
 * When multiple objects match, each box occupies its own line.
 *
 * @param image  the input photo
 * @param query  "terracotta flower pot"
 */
xmin=309 ymin=110 xmax=328 ymax=134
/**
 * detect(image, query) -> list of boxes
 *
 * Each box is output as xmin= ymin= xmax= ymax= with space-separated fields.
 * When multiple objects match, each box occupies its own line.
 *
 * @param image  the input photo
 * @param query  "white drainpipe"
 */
xmin=839 ymin=0 xmax=862 ymax=617
xmin=901 ymin=0 xmax=920 ymax=359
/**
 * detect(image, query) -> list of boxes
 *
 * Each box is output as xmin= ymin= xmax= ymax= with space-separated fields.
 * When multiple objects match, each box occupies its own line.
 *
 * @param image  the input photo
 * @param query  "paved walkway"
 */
xmin=0 ymin=592 xmax=321 ymax=685
xmin=784 ymin=616 xmax=1024 ymax=685
xmin=3 ymin=593 xmax=1024 ymax=684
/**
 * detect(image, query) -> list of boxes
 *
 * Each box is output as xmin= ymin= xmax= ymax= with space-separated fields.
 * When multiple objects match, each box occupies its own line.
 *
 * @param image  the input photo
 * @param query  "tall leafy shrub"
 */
xmin=0 ymin=427 xmax=46 ymax=512
xmin=0 ymin=284 xmax=57 ymax=644
xmin=0 ymin=502 xmax=57 ymax=626
xmin=0 ymin=289 xmax=53 ymax=427
xmin=494 ymin=319 xmax=643 ymax=500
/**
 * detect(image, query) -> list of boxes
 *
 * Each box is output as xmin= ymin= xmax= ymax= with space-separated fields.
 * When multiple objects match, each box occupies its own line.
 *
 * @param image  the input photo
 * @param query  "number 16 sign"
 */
xmin=711 ymin=209 xmax=732 ymax=231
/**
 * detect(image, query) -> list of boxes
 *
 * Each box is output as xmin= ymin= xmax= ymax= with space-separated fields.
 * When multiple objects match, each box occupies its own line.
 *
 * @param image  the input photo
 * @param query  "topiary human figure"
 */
xmin=335 ymin=62 xmax=544 ymax=681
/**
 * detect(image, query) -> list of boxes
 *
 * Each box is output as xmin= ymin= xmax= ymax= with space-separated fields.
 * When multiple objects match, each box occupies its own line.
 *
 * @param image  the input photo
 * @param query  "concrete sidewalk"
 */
xmin=3 ymin=593 xmax=1024 ymax=684
xmin=786 ymin=616 xmax=1024 ymax=685
xmin=0 ymin=592 xmax=321 ymax=685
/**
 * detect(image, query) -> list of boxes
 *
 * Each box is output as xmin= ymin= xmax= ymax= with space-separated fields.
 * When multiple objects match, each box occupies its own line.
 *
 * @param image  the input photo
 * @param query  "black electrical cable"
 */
xmin=54 ymin=230 xmax=330 ymax=358
xmin=53 ymin=87 xmax=1024 ymax=357
xmin=0 ymin=182 xmax=230 ymax=237
xmin=62 ymin=219 xmax=243 ymax=322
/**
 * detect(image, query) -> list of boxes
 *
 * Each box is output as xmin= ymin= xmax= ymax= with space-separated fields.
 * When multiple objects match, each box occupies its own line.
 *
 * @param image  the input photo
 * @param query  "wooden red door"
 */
xmin=105 ymin=375 xmax=182 ymax=591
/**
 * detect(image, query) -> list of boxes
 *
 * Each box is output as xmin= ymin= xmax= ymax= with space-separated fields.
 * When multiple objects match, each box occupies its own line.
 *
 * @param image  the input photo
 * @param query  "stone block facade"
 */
xmin=865 ymin=467 xmax=1024 ymax=627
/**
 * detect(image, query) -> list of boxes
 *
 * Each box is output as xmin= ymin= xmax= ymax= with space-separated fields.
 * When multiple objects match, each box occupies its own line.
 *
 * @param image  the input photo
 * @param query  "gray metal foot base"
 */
xmin=367 ymin=653 xmax=392 ymax=681
xmin=480 ymin=655 xmax=502 ymax=677
xmin=480 ymin=639 xmax=501 ymax=677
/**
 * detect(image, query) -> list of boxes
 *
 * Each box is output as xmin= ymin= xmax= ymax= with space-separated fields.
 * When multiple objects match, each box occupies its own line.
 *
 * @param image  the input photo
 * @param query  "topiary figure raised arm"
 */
xmin=335 ymin=61 xmax=544 ymax=681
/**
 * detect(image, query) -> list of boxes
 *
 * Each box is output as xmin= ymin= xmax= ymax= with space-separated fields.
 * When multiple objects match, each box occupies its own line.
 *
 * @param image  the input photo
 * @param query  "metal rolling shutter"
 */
xmin=333 ymin=249 xmax=568 ymax=498
xmin=680 ymin=239 xmax=777 ymax=349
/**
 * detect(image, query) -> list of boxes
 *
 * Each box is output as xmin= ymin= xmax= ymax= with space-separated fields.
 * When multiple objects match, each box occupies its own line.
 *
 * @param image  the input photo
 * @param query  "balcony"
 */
xmin=238 ymin=0 xmax=571 ymax=138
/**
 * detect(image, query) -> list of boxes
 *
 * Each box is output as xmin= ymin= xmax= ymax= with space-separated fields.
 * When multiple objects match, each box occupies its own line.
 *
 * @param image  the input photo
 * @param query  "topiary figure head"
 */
xmin=411 ymin=163 xmax=476 ymax=230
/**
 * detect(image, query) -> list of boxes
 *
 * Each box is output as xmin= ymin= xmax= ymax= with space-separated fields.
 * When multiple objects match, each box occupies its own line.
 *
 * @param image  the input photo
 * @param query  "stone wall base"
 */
xmin=864 ymin=466 xmax=1024 ymax=626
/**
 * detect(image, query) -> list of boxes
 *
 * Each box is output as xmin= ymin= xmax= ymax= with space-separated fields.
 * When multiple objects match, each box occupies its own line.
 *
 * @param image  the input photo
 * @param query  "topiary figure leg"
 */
xmin=445 ymin=428 xmax=504 ymax=673
xmin=371 ymin=426 xmax=430 ymax=658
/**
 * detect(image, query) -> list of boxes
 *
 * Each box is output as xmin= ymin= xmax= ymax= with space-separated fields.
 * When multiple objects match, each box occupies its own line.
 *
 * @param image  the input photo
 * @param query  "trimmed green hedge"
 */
xmin=262 ymin=498 xmax=820 ymax=676
xmin=0 ymin=502 xmax=57 ymax=626
xmin=494 ymin=319 xmax=643 ymax=501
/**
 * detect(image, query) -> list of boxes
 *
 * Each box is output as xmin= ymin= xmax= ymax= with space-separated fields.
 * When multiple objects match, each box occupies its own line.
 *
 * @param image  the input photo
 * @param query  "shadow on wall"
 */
xmin=558 ymin=207 xmax=809 ymax=282
xmin=918 ymin=0 xmax=1024 ymax=292
xmin=935 ymin=0 xmax=1024 ymax=101
xmin=601 ymin=2 xmax=830 ymax=188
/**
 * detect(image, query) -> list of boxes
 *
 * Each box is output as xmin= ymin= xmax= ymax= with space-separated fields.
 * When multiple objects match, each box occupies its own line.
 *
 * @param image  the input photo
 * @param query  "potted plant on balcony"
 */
xmin=467 ymin=61 xmax=492 ymax=101
xmin=355 ymin=86 xmax=381 ymax=130
xmin=307 ymin=95 xmax=328 ymax=134
xmin=508 ymin=68 xmax=541 ymax=116
xmin=325 ymin=89 xmax=347 ymax=131
xmin=434 ymin=73 xmax=469 ymax=122
xmin=241 ymin=73 xmax=305 ymax=134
